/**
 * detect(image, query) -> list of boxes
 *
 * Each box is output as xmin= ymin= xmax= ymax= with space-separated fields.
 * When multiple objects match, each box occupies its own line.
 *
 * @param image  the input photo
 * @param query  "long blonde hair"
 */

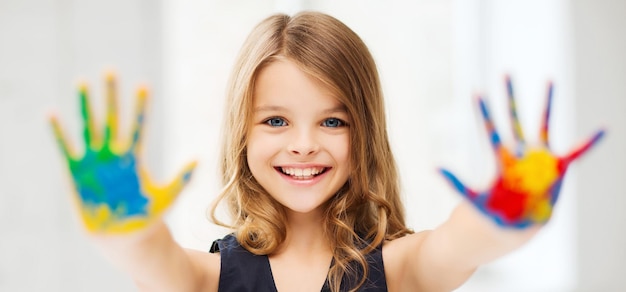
xmin=210 ymin=11 xmax=413 ymax=292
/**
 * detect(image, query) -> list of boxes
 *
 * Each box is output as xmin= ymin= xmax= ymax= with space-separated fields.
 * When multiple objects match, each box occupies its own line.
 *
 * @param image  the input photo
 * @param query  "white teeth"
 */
xmin=280 ymin=167 xmax=325 ymax=178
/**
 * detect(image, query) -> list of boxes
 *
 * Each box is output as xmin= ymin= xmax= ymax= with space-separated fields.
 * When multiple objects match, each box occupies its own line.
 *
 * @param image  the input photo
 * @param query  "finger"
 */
xmin=165 ymin=160 xmax=197 ymax=194
xmin=562 ymin=129 xmax=605 ymax=165
xmin=540 ymin=81 xmax=554 ymax=148
xmin=49 ymin=115 xmax=75 ymax=162
xmin=477 ymin=96 xmax=503 ymax=151
xmin=79 ymin=84 xmax=100 ymax=148
xmin=439 ymin=168 xmax=478 ymax=200
xmin=506 ymin=75 xmax=525 ymax=145
xmin=130 ymin=86 xmax=148 ymax=153
xmin=549 ymin=178 xmax=564 ymax=206
xmin=151 ymin=161 xmax=198 ymax=214
xmin=103 ymin=72 xmax=119 ymax=148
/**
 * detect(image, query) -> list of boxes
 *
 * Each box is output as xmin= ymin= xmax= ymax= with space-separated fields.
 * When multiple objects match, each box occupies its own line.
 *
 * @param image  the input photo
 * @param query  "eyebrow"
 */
xmin=253 ymin=105 xmax=348 ymax=114
xmin=253 ymin=105 xmax=286 ymax=113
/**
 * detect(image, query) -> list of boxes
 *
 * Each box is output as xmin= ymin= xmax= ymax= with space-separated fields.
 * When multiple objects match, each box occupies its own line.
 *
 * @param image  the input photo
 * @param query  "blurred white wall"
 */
xmin=0 ymin=0 xmax=624 ymax=291
xmin=573 ymin=0 xmax=626 ymax=290
xmin=0 ymin=0 xmax=161 ymax=291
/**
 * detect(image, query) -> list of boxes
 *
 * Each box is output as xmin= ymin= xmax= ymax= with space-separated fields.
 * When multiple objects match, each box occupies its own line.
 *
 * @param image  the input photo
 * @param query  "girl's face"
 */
xmin=247 ymin=59 xmax=351 ymax=216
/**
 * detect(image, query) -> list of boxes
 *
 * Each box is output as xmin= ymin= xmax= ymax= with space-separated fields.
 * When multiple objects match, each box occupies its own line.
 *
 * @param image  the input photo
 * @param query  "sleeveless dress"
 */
xmin=209 ymin=234 xmax=388 ymax=292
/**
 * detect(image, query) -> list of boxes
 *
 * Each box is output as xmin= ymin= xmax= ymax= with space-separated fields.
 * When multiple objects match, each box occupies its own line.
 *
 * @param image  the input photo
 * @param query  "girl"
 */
xmin=50 ymin=11 xmax=604 ymax=292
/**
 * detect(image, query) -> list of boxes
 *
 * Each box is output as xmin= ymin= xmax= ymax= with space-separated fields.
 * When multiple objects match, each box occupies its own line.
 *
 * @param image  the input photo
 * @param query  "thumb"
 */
xmin=439 ymin=168 xmax=478 ymax=201
xmin=152 ymin=160 xmax=198 ymax=215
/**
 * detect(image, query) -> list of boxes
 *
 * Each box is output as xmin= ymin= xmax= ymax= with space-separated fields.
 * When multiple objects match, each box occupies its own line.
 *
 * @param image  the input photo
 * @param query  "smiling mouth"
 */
xmin=276 ymin=167 xmax=329 ymax=180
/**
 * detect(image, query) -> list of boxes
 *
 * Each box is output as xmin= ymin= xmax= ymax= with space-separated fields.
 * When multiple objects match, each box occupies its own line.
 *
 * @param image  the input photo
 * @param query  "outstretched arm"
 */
xmin=385 ymin=76 xmax=605 ymax=291
xmin=49 ymin=73 xmax=219 ymax=291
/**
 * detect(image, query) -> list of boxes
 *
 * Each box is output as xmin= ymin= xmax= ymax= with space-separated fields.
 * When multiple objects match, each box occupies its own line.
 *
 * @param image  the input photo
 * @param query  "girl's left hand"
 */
xmin=440 ymin=76 xmax=605 ymax=228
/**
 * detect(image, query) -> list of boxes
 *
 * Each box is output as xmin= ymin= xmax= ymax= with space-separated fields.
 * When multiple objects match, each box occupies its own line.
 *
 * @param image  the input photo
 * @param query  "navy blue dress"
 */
xmin=209 ymin=234 xmax=388 ymax=292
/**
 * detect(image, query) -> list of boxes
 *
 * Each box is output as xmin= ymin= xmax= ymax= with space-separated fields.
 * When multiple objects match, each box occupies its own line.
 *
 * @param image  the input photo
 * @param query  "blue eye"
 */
xmin=322 ymin=118 xmax=345 ymax=128
xmin=265 ymin=117 xmax=287 ymax=127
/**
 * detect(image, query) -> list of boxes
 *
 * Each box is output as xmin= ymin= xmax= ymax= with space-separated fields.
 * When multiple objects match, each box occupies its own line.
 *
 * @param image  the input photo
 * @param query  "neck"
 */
xmin=276 ymin=208 xmax=330 ymax=255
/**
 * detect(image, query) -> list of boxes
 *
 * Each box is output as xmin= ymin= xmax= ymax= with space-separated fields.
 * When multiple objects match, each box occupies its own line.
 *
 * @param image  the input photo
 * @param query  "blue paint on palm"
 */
xmin=72 ymin=150 xmax=148 ymax=217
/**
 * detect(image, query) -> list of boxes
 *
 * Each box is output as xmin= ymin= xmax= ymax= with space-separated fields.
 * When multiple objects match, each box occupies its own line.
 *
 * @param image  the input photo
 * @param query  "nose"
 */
xmin=287 ymin=127 xmax=319 ymax=156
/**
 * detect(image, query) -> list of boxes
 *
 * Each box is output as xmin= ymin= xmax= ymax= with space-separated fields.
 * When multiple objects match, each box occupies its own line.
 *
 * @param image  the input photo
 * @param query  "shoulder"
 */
xmin=382 ymin=230 xmax=431 ymax=291
xmin=181 ymin=234 xmax=246 ymax=292
xmin=184 ymin=247 xmax=220 ymax=292
xmin=182 ymin=235 xmax=244 ymax=292
xmin=382 ymin=230 xmax=431 ymax=268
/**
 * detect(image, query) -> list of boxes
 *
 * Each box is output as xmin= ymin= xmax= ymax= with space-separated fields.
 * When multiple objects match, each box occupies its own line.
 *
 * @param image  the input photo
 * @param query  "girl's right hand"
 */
xmin=49 ymin=73 xmax=196 ymax=234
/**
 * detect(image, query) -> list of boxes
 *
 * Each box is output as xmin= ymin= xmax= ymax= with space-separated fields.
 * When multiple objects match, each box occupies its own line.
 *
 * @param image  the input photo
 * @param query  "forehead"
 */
xmin=252 ymin=59 xmax=345 ymax=112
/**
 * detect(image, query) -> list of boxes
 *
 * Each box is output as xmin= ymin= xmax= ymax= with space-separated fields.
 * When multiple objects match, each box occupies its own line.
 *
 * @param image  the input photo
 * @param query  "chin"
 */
xmin=279 ymin=197 xmax=331 ymax=216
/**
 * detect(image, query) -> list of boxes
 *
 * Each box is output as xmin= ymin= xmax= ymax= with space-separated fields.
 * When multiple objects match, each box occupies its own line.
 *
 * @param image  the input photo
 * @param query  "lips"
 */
xmin=275 ymin=166 xmax=329 ymax=180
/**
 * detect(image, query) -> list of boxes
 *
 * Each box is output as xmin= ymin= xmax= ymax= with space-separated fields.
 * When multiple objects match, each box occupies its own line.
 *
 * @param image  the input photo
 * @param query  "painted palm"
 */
xmin=441 ymin=76 xmax=605 ymax=228
xmin=50 ymin=74 xmax=196 ymax=233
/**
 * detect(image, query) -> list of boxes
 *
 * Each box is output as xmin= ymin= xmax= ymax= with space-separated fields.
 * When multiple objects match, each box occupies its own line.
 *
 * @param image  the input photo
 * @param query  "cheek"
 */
xmin=332 ymin=134 xmax=351 ymax=166
xmin=246 ymin=131 xmax=278 ymax=168
xmin=246 ymin=132 xmax=262 ymax=165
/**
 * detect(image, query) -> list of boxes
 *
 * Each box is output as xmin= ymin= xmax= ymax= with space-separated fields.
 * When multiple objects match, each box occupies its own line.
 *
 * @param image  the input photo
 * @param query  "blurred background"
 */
xmin=0 ymin=0 xmax=624 ymax=291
